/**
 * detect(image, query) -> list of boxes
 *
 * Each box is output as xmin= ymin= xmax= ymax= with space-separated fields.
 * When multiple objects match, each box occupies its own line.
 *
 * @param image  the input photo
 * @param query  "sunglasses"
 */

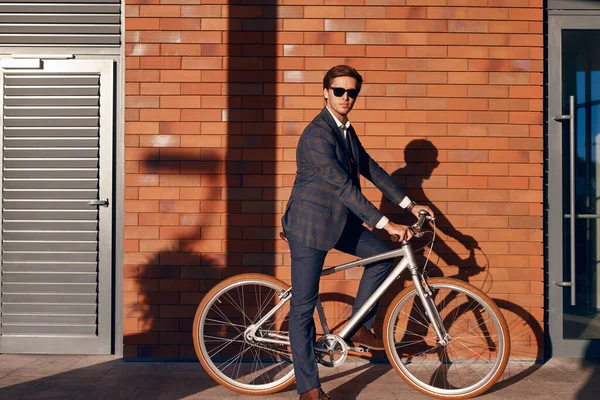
xmin=330 ymin=87 xmax=359 ymax=99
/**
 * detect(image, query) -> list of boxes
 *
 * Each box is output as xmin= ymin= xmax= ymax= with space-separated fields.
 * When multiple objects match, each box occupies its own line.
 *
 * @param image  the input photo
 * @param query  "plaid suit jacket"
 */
xmin=281 ymin=107 xmax=407 ymax=251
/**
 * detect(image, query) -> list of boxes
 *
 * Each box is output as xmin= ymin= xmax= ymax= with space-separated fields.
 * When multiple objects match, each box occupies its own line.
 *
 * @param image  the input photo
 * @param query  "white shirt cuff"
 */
xmin=399 ymin=196 xmax=412 ymax=209
xmin=376 ymin=216 xmax=389 ymax=230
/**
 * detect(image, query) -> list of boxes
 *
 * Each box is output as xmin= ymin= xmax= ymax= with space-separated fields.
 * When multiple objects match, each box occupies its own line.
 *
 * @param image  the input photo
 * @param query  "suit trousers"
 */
xmin=288 ymin=218 xmax=392 ymax=394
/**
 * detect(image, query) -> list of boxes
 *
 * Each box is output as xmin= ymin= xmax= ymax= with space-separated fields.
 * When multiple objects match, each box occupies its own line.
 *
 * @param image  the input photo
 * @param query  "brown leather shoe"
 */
xmin=299 ymin=387 xmax=331 ymax=400
xmin=349 ymin=326 xmax=385 ymax=350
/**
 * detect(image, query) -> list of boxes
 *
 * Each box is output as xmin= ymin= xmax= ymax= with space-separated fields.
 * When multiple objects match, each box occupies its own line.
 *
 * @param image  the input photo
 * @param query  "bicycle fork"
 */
xmin=404 ymin=246 xmax=450 ymax=346
xmin=411 ymin=274 xmax=450 ymax=346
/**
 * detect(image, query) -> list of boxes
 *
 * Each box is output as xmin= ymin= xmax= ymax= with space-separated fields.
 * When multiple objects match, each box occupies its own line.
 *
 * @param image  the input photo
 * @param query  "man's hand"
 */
xmin=384 ymin=221 xmax=413 ymax=242
xmin=411 ymin=204 xmax=434 ymax=219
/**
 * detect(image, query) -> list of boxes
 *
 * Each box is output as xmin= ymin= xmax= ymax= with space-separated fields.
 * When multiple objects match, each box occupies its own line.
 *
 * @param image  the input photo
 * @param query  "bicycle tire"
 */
xmin=383 ymin=277 xmax=510 ymax=399
xmin=192 ymin=273 xmax=296 ymax=395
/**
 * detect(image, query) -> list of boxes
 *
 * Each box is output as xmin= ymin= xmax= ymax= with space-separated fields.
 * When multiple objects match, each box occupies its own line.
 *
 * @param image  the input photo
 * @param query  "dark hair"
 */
xmin=323 ymin=65 xmax=363 ymax=92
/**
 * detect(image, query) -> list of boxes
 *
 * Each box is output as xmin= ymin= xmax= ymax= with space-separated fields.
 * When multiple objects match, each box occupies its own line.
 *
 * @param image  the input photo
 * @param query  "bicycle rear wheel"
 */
xmin=383 ymin=278 xmax=510 ymax=399
xmin=192 ymin=273 xmax=295 ymax=395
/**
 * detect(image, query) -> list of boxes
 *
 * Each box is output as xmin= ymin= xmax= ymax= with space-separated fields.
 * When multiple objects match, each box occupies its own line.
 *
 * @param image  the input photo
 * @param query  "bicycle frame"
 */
xmin=247 ymin=241 xmax=449 ymax=348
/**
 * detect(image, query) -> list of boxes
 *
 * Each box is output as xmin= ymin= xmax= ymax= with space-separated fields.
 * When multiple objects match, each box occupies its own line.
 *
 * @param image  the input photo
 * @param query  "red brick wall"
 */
xmin=124 ymin=0 xmax=544 ymax=359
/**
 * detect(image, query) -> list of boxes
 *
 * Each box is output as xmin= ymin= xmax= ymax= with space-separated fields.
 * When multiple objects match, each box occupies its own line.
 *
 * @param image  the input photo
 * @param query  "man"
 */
xmin=281 ymin=65 xmax=433 ymax=400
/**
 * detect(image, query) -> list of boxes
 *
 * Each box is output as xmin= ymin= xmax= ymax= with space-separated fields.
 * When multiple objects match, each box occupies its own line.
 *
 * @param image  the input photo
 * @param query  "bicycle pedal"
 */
xmin=348 ymin=346 xmax=366 ymax=353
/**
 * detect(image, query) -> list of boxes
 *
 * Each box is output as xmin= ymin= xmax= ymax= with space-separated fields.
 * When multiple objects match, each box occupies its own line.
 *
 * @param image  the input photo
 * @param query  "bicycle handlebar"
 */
xmin=391 ymin=210 xmax=434 ymax=242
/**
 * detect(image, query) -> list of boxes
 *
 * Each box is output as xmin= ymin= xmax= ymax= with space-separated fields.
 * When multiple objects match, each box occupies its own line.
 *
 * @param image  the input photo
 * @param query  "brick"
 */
xmin=509 ymin=8 xmax=543 ymax=21
xmin=365 ymin=19 xmax=407 ymax=32
xmin=346 ymin=32 xmax=386 ymax=44
xmin=427 ymin=85 xmax=467 ymax=98
xmin=387 ymin=58 xmax=427 ymax=71
xmin=139 ymin=109 xmax=180 ymax=122
xmin=521 ymin=86 xmax=542 ymax=104
xmin=489 ymin=21 xmax=531 ymax=33
xmin=489 ymin=177 xmax=530 ymax=189
xmin=448 ymin=46 xmax=489 ymax=59
xmin=489 ymin=99 xmax=529 ymax=111
xmin=489 ymin=203 xmax=531 ymax=216
xmin=467 ymin=163 xmax=509 ymax=176
xmin=325 ymin=19 xmax=365 ymax=32
xmin=160 ymin=18 xmax=200 ymax=31
xmin=490 ymin=72 xmax=530 ymax=85
xmin=509 ymin=34 xmax=543 ymax=47
xmin=448 ymin=176 xmax=487 ymax=189
xmin=284 ymin=19 xmax=324 ymax=31
xmin=125 ymin=226 xmax=160 ymax=239
xmin=467 ymin=216 xmax=509 ymax=228
xmin=181 ymin=5 xmax=222 ymax=17
xmin=427 ymin=59 xmax=468 ymax=71
xmin=448 ymin=72 xmax=488 ymax=84
xmin=181 ymin=57 xmax=222 ymax=70
xmin=489 ymin=150 xmax=530 ymax=163
xmin=447 ymin=150 xmax=488 ymax=163
xmin=407 ymin=46 xmax=447 ymax=58
xmin=406 ymin=72 xmax=447 ymax=84
xmin=469 ymin=111 xmax=508 ymax=124
xmin=127 ymin=18 xmax=160 ymax=31
xmin=139 ymin=31 xmax=181 ymax=44
xmin=139 ymin=5 xmax=180 ymax=17
xmin=427 ymin=33 xmax=468 ymax=45
xmin=427 ymin=111 xmax=468 ymax=123
xmin=327 ymin=44 xmax=367 ymax=56
xmin=468 ymin=7 xmax=509 ymax=20
xmin=388 ymin=6 xmax=427 ymax=19
xmin=304 ymin=32 xmax=346 ymax=44
xmin=283 ymin=44 xmax=324 ymax=57
xmin=448 ymin=98 xmax=488 ymax=110
xmin=406 ymin=98 xmax=447 ymax=110
xmin=346 ymin=6 xmax=386 ymax=18
xmin=509 ymin=111 xmax=542 ymax=125
xmin=449 ymin=20 xmax=488 ymax=32
xmin=489 ymin=47 xmax=531 ymax=60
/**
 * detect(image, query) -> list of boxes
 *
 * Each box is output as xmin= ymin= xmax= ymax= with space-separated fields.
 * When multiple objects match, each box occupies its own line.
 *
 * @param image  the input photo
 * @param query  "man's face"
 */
xmin=324 ymin=76 xmax=359 ymax=122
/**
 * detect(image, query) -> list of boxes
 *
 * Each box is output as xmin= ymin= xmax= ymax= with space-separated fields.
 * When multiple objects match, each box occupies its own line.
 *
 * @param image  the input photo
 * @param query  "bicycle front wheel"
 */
xmin=192 ymin=273 xmax=295 ymax=395
xmin=383 ymin=278 xmax=510 ymax=399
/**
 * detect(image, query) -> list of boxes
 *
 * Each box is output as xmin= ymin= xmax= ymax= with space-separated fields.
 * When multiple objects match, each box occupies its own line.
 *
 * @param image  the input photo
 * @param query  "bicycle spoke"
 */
xmin=451 ymin=316 xmax=495 ymax=342
xmin=206 ymin=332 xmax=245 ymax=358
xmin=253 ymin=288 xmax=278 ymax=324
xmin=218 ymin=344 xmax=254 ymax=373
xmin=210 ymin=303 xmax=243 ymax=334
xmin=204 ymin=318 xmax=246 ymax=329
xmin=224 ymin=291 xmax=253 ymax=326
xmin=233 ymin=338 xmax=248 ymax=380
xmin=395 ymin=338 xmax=428 ymax=349
xmin=398 ymin=307 xmax=430 ymax=331
xmin=389 ymin=281 xmax=507 ymax=397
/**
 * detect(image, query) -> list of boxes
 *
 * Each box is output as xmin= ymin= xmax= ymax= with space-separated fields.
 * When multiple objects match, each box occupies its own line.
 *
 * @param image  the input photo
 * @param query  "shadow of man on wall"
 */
xmin=376 ymin=139 xmax=544 ymax=389
xmin=122 ymin=149 xmax=225 ymax=359
xmin=381 ymin=139 xmax=480 ymax=279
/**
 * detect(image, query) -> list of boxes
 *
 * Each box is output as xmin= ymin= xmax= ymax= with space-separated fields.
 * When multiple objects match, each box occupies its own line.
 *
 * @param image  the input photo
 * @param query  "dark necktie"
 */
xmin=343 ymin=128 xmax=354 ymax=163
xmin=342 ymin=128 xmax=359 ymax=186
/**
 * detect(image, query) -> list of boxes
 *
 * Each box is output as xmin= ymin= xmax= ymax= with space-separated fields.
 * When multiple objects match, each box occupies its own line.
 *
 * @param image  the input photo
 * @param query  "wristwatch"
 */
xmin=407 ymin=201 xmax=417 ymax=212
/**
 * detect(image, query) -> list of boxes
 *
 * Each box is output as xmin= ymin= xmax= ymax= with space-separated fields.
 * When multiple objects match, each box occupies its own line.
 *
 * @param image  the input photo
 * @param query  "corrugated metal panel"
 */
xmin=0 ymin=0 xmax=120 ymax=46
xmin=1 ymin=72 xmax=100 ymax=337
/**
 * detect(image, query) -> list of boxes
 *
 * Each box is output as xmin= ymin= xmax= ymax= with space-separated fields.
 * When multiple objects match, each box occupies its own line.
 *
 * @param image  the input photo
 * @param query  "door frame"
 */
xmin=548 ymin=14 xmax=600 ymax=357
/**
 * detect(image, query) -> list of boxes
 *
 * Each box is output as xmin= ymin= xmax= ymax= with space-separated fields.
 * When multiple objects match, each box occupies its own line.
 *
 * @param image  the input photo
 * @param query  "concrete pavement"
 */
xmin=0 ymin=354 xmax=598 ymax=399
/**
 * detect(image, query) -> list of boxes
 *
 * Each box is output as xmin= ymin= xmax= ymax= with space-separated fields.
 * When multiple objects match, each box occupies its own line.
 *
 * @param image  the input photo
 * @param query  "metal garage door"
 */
xmin=0 ymin=59 xmax=113 ymax=353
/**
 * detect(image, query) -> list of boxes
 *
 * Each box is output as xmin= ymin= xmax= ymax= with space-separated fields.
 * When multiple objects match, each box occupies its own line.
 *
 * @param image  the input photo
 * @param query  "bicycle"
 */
xmin=192 ymin=211 xmax=510 ymax=399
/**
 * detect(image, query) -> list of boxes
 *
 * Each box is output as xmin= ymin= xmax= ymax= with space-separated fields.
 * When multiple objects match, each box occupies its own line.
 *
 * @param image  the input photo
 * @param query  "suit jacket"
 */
xmin=281 ymin=107 xmax=407 ymax=251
